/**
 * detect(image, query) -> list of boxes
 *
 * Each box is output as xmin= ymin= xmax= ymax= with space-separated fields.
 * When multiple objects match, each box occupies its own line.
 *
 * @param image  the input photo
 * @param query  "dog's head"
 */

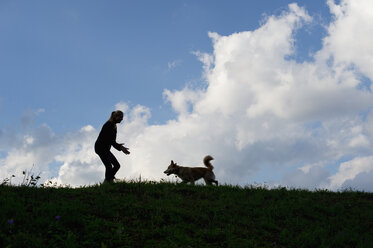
xmin=164 ymin=160 xmax=179 ymax=176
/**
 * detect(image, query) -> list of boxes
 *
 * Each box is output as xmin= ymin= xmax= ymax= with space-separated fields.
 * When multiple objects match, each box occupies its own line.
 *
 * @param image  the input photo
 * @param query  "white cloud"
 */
xmin=328 ymin=156 xmax=373 ymax=190
xmin=325 ymin=0 xmax=373 ymax=80
xmin=111 ymin=2 xmax=368 ymax=186
xmin=167 ymin=60 xmax=182 ymax=71
xmin=341 ymin=170 xmax=373 ymax=192
xmin=163 ymin=87 xmax=203 ymax=117
xmin=21 ymin=109 xmax=45 ymax=129
xmin=0 ymin=124 xmax=57 ymax=185
xmin=283 ymin=164 xmax=331 ymax=190
xmin=52 ymin=125 xmax=101 ymax=186
xmin=2 ymin=1 xmax=373 ymax=191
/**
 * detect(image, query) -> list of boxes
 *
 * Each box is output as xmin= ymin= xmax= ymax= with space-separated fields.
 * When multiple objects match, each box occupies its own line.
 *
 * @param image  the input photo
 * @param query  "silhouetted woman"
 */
xmin=95 ymin=110 xmax=130 ymax=182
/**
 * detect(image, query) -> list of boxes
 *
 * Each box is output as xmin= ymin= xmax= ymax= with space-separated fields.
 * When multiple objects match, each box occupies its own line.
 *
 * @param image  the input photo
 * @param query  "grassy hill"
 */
xmin=1 ymin=181 xmax=372 ymax=248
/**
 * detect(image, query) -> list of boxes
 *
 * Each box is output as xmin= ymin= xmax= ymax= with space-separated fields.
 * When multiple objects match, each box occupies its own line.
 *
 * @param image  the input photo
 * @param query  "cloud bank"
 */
xmin=1 ymin=0 xmax=373 ymax=191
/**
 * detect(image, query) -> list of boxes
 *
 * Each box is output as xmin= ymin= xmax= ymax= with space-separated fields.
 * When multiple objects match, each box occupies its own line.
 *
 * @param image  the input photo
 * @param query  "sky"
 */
xmin=1 ymin=0 xmax=373 ymax=191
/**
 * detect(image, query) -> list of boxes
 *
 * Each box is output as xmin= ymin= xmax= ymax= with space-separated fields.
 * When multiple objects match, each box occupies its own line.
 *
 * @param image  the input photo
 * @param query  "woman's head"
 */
xmin=109 ymin=110 xmax=124 ymax=123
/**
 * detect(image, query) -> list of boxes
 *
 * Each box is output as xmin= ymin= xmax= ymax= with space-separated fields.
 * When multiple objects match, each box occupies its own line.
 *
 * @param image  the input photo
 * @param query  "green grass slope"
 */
xmin=1 ymin=182 xmax=372 ymax=248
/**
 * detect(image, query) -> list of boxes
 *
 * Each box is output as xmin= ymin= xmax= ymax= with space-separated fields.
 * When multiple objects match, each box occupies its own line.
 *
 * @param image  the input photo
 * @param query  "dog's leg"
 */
xmin=205 ymin=178 xmax=218 ymax=186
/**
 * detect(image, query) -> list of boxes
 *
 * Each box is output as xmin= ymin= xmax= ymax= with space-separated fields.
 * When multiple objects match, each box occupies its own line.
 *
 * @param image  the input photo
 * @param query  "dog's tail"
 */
xmin=203 ymin=155 xmax=214 ymax=170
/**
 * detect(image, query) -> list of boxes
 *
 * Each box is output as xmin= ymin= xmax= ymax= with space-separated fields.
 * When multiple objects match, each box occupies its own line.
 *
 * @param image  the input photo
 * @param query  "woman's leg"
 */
xmin=108 ymin=152 xmax=121 ymax=179
xmin=97 ymin=151 xmax=114 ymax=181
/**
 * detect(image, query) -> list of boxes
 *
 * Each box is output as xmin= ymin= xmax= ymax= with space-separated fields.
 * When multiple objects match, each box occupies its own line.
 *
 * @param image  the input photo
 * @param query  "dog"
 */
xmin=164 ymin=155 xmax=218 ymax=185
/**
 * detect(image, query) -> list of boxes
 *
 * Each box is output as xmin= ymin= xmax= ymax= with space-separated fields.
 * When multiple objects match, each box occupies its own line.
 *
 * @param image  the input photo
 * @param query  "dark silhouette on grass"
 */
xmin=95 ymin=110 xmax=130 ymax=182
xmin=164 ymin=155 xmax=218 ymax=185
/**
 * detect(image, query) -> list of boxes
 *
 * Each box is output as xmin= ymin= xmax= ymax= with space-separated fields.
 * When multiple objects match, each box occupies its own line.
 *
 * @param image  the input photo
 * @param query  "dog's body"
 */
xmin=164 ymin=155 xmax=218 ymax=185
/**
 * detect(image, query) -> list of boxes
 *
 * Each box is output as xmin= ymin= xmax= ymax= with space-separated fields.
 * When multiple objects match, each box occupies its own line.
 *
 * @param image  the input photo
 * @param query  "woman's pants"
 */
xmin=96 ymin=150 xmax=121 ymax=181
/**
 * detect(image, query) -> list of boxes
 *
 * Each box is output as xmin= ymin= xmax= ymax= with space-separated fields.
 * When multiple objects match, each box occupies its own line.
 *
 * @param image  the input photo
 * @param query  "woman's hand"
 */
xmin=120 ymin=145 xmax=130 ymax=155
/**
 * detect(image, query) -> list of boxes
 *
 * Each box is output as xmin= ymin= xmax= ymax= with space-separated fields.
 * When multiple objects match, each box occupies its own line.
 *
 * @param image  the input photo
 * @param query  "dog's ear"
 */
xmin=171 ymin=160 xmax=174 ymax=164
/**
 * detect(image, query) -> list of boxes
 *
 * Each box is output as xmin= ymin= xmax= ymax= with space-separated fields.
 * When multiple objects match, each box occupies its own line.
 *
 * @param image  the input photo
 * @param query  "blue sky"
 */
xmin=2 ymin=0 xmax=373 ymax=191
xmin=0 ymin=0 xmax=329 ymax=131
